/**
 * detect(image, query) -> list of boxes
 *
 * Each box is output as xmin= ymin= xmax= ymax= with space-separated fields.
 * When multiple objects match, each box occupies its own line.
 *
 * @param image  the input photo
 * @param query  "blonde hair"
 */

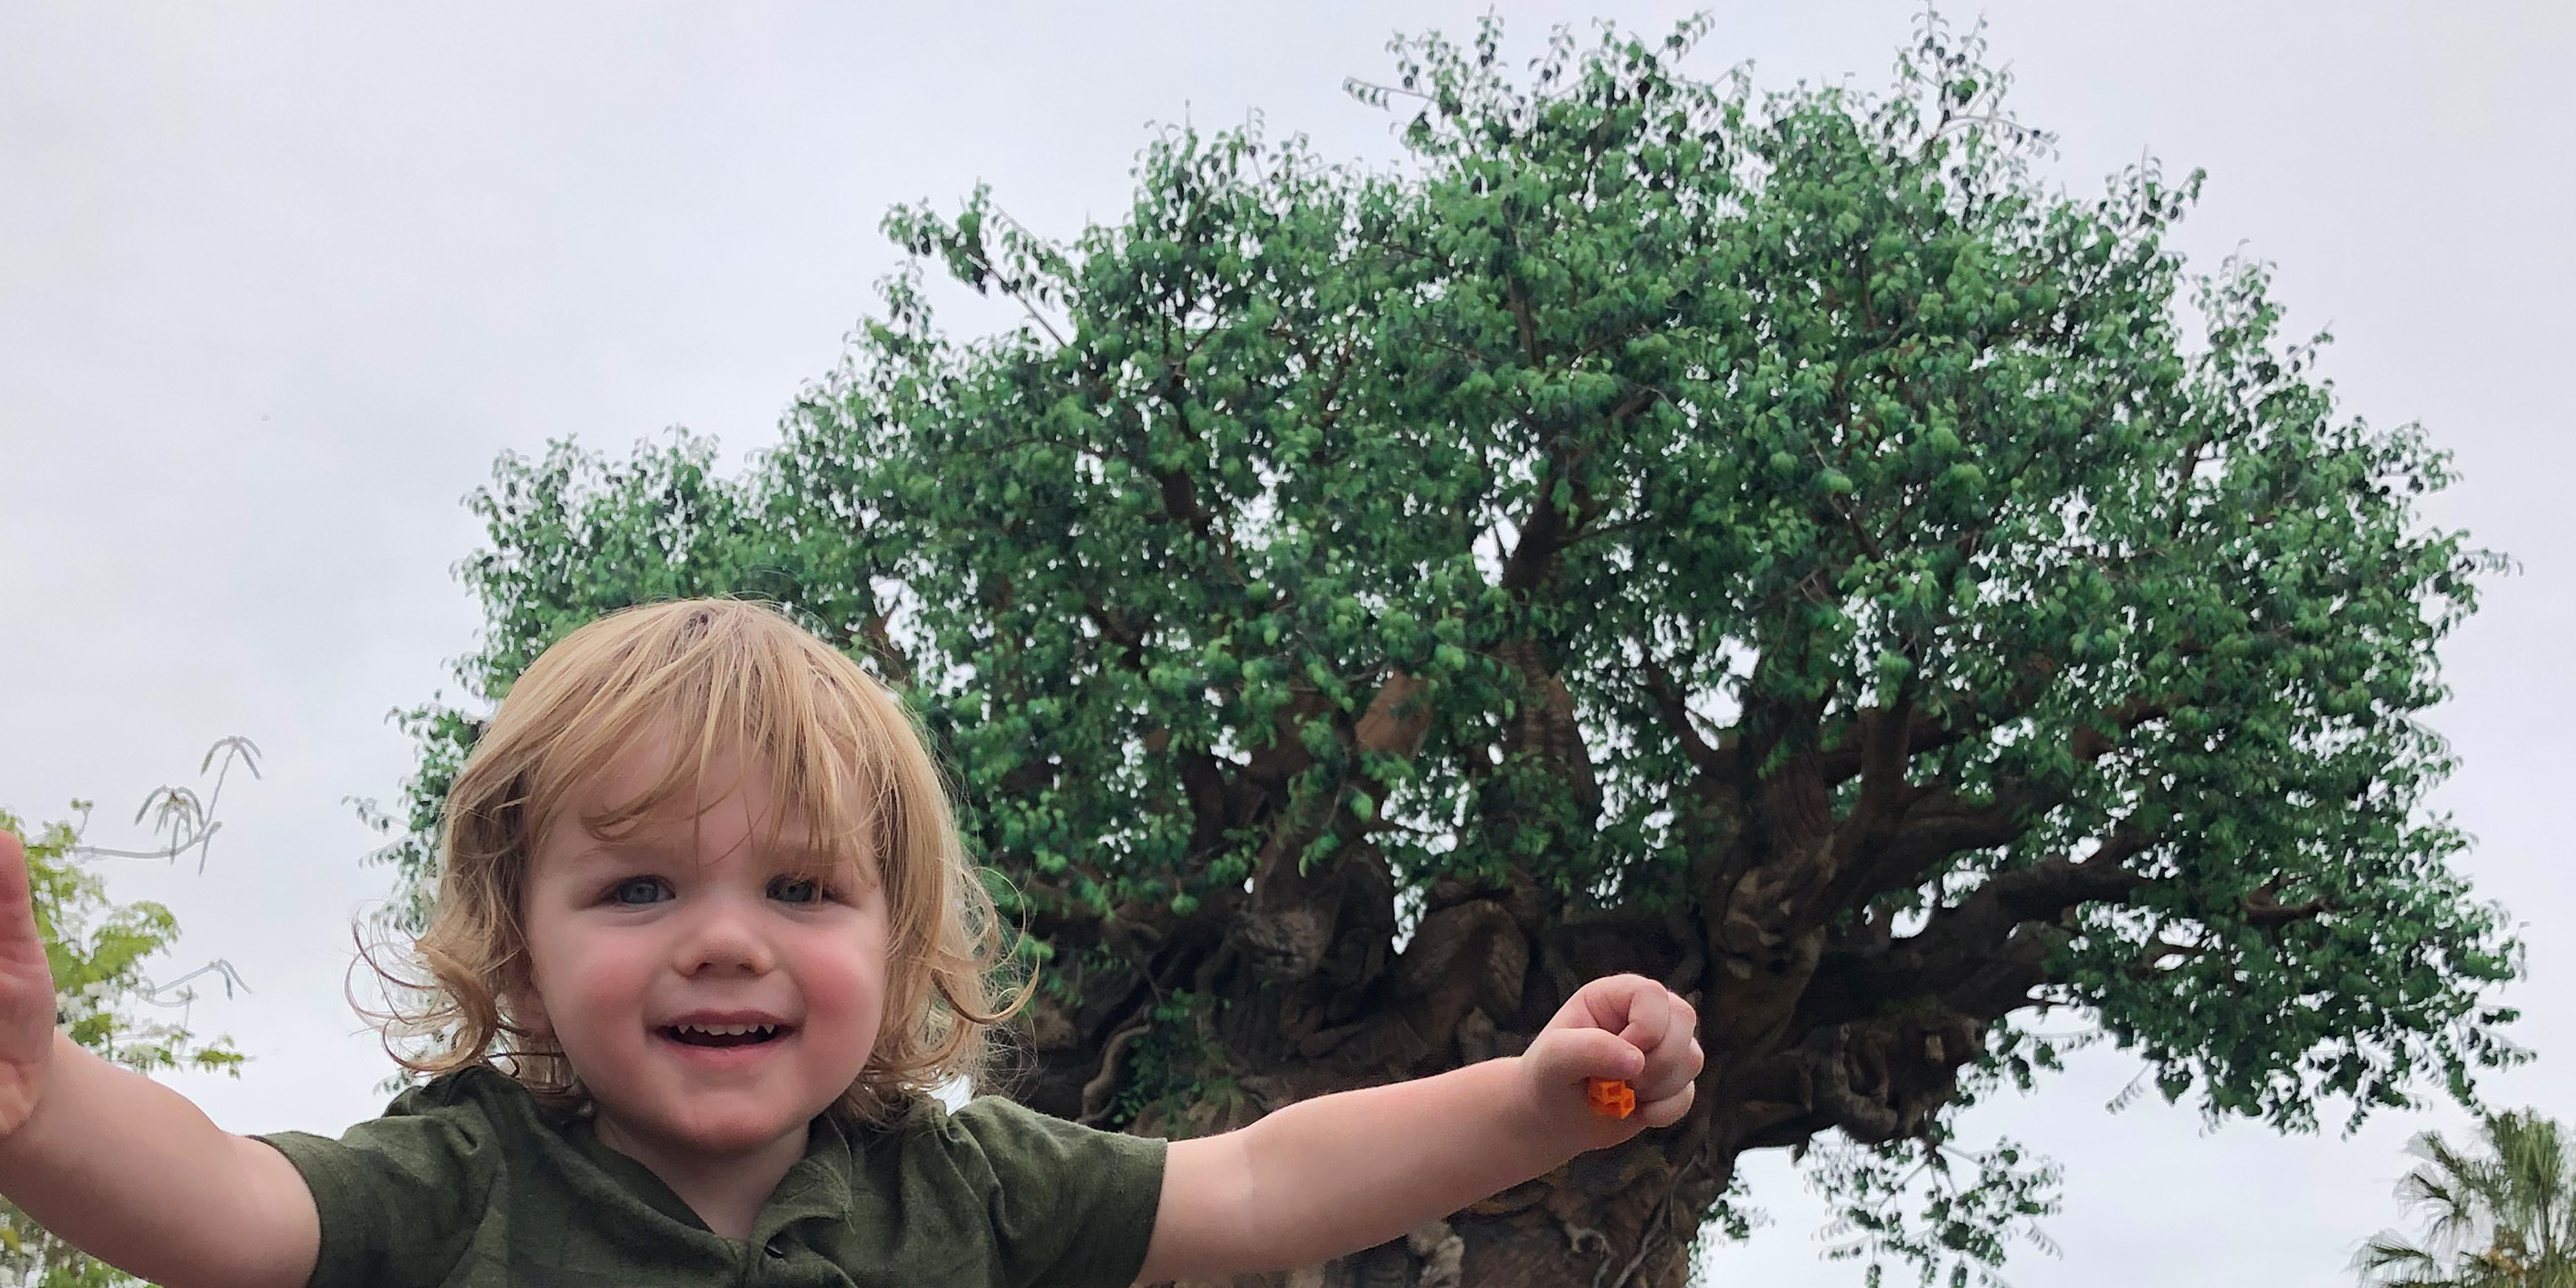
xmin=375 ymin=597 xmax=1022 ymax=1122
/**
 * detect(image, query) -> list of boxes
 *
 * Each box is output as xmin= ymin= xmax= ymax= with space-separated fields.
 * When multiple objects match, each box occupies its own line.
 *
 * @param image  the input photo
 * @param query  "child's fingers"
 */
xmin=1564 ymin=974 xmax=1673 ymax=1053
xmin=1633 ymin=1076 xmax=1697 ymax=1129
xmin=0 ymin=828 xmax=28 ymax=931
xmin=1654 ymin=989 xmax=1698 ymax=1054
xmin=1670 ymin=990 xmax=1699 ymax=1038
xmin=1527 ymin=1026 xmax=1645 ymax=1093
xmin=1613 ymin=977 xmax=1671 ymax=1053
xmin=0 ymin=825 xmax=52 ymax=1139
xmin=1642 ymin=993 xmax=1700 ymax=1092
xmin=1636 ymin=1034 xmax=1704 ymax=1105
xmin=0 ymin=826 xmax=49 ymax=982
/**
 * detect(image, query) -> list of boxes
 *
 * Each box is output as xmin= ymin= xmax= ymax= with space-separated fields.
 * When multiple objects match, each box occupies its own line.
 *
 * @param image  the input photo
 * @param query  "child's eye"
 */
xmin=607 ymin=877 xmax=672 ymax=906
xmin=769 ymin=876 xmax=824 ymax=905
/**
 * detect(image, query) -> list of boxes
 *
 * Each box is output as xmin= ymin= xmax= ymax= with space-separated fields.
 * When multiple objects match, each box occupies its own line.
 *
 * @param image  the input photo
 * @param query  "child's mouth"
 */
xmin=661 ymin=1022 xmax=792 ymax=1049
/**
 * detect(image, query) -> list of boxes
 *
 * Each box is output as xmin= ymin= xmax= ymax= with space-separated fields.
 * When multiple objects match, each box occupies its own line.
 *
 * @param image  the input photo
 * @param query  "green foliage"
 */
xmin=1809 ymin=1128 xmax=2061 ymax=1288
xmin=377 ymin=10 xmax=2516 ymax=1284
xmin=352 ymin=704 xmax=482 ymax=935
xmin=2358 ymin=1110 xmax=2576 ymax=1288
xmin=4 ymin=808 xmax=246 ymax=1076
xmin=2 ymin=747 xmax=251 ymax=1287
xmin=1110 ymin=990 xmax=1236 ymax=1134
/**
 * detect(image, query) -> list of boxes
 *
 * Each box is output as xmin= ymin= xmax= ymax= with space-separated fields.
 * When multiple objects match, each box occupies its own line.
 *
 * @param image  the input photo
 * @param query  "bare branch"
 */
xmin=1354 ymin=671 xmax=1435 ymax=759
xmin=1815 ymin=706 xmax=1956 ymax=785
xmin=2240 ymin=879 xmax=2334 ymax=929
xmin=1641 ymin=658 xmax=1736 ymax=779
xmin=1798 ymin=829 xmax=2156 ymax=1031
xmin=1813 ymin=786 xmax=2042 ymax=919
xmin=2070 ymin=696 xmax=2172 ymax=762
xmin=1826 ymin=696 xmax=1927 ymax=877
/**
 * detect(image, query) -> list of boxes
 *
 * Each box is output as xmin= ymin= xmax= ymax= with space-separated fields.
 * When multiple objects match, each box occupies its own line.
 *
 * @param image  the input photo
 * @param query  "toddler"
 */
xmin=0 ymin=599 xmax=1700 ymax=1288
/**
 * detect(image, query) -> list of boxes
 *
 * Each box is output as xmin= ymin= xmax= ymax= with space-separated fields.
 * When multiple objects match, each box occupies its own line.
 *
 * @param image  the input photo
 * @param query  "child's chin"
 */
xmin=608 ymin=1092 xmax=830 ymax=1156
xmin=663 ymin=1108 xmax=816 ymax=1156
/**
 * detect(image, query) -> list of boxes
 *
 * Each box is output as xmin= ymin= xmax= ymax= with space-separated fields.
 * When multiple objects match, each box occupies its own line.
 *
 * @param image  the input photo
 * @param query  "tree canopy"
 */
xmin=378 ymin=14 xmax=2516 ymax=1285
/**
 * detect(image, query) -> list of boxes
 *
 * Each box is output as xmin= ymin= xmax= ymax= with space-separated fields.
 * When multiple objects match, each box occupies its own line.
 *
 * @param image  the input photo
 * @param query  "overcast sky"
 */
xmin=2 ymin=2 xmax=2569 ymax=1283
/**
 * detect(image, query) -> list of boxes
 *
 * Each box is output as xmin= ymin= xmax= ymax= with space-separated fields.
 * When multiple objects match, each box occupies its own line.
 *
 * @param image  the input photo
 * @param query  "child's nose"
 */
xmin=672 ymin=900 xmax=776 ymax=976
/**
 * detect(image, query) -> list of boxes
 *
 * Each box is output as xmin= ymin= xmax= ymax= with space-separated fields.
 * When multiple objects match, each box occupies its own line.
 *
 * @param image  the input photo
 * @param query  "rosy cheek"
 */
xmin=554 ymin=931 xmax=654 ymax=1028
xmin=793 ymin=931 xmax=886 ymax=1044
xmin=799 ymin=953 xmax=864 ymax=1014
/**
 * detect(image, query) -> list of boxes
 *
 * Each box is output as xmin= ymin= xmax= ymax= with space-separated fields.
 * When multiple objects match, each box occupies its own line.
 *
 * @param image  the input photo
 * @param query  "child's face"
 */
xmin=515 ymin=737 xmax=890 ymax=1164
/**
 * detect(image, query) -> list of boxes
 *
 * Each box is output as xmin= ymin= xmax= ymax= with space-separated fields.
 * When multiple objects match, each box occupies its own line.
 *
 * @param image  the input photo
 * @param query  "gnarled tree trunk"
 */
xmin=1004 ymin=648 xmax=2126 ymax=1288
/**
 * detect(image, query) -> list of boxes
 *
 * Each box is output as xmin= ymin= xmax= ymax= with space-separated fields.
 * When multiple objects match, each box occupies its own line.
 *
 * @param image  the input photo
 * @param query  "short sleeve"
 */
xmin=255 ymin=1079 xmax=502 ymax=1288
xmin=944 ymin=1097 xmax=1167 ymax=1288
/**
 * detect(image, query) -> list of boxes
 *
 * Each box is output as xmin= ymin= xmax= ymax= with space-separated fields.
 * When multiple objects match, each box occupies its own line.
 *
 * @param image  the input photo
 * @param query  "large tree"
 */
xmin=376 ymin=14 xmax=2516 ymax=1286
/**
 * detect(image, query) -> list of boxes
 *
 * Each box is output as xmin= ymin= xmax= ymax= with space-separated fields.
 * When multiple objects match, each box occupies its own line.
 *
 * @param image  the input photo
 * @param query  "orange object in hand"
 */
xmin=1585 ymin=1077 xmax=1636 ymax=1119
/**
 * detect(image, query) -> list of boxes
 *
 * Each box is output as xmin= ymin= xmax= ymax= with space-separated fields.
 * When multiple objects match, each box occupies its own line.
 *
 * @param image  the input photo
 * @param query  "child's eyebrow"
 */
xmin=765 ymin=840 xmax=874 ymax=881
xmin=562 ymin=832 xmax=865 ymax=878
xmin=559 ymin=840 xmax=676 ymax=870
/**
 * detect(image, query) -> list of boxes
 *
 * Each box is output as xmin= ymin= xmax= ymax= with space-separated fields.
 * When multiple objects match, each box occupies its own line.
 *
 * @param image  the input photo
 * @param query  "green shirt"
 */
xmin=258 ymin=1067 xmax=1166 ymax=1288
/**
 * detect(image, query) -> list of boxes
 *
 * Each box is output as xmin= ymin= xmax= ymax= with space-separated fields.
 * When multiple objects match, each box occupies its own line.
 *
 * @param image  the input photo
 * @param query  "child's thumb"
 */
xmin=0 ymin=829 xmax=25 ymax=914
xmin=1527 ymin=1026 xmax=1645 ymax=1091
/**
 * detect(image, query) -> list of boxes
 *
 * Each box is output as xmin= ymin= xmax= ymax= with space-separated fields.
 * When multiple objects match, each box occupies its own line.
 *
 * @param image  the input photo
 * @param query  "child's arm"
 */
xmin=0 ymin=828 xmax=320 ymax=1288
xmin=1136 ymin=974 xmax=1700 ymax=1283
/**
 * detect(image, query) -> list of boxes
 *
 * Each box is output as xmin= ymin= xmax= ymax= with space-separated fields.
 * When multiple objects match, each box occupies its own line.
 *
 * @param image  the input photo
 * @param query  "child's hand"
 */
xmin=1521 ymin=974 xmax=1700 ymax=1145
xmin=0 ymin=828 xmax=58 ymax=1139
xmin=1147 ymin=972 xmax=1700 ymax=1278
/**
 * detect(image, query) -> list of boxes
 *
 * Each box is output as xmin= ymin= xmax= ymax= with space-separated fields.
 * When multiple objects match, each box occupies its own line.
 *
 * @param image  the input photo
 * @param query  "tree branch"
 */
xmin=1795 ymin=829 xmax=2156 ymax=1032
xmin=857 ymin=611 xmax=916 ymax=687
xmin=1640 ymin=658 xmax=1736 ymax=780
xmin=1815 ymin=705 xmax=1956 ymax=785
xmin=2070 ymin=696 xmax=2172 ymax=762
xmin=1354 ymin=671 xmax=1436 ymax=759
xmin=1231 ymin=673 xmax=1439 ymax=988
xmin=2240 ymin=879 xmax=2334 ymax=929
xmin=1825 ymin=693 xmax=1926 ymax=878
xmin=1811 ymin=786 xmax=2042 ymax=922
xmin=1501 ymin=455 xmax=1594 ymax=594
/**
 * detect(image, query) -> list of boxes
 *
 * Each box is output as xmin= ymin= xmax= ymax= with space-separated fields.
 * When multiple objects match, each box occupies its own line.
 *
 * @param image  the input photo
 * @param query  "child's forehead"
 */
xmin=580 ymin=730 xmax=761 ymax=799
xmin=576 ymin=727 xmax=840 ymax=805
xmin=550 ymin=732 xmax=876 ymax=857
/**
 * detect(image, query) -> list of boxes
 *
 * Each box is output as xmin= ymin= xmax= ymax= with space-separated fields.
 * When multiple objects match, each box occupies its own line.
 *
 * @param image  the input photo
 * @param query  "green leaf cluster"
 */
xmin=1806 ymin=1116 xmax=2062 ymax=1288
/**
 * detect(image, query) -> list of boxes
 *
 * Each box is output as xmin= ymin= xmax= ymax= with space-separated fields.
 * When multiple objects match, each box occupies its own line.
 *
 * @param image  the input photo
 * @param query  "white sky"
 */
xmin=2 ymin=2 xmax=2569 ymax=1283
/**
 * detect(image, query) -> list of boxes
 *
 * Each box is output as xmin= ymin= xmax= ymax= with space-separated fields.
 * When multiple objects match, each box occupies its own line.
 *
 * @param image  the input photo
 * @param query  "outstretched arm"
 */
xmin=1137 ymin=975 xmax=1700 ymax=1283
xmin=0 ymin=828 xmax=319 ymax=1288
